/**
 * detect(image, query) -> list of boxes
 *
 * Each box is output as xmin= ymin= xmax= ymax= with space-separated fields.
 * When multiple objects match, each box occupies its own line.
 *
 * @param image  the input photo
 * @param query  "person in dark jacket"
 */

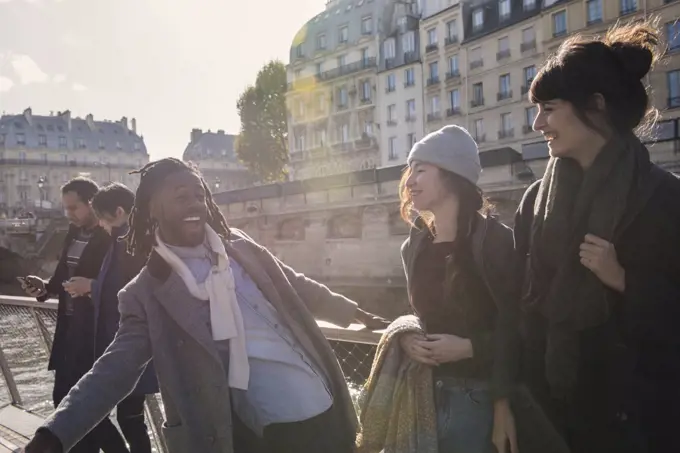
xmin=65 ymin=183 xmax=159 ymax=453
xmin=398 ymin=125 xmax=520 ymax=453
xmin=21 ymin=177 xmax=128 ymax=453
xmin=515 ymin=21 xmax=680 ymax=453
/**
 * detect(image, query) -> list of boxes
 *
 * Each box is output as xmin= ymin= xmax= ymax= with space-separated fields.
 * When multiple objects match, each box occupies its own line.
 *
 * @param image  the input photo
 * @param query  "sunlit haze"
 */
xmin=0 ymin=0 xmax=324 ymax=160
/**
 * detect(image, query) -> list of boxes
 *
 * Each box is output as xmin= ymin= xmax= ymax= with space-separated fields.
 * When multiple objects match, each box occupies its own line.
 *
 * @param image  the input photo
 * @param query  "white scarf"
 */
xmin=153 ymin=225 xmax=249 ymax=390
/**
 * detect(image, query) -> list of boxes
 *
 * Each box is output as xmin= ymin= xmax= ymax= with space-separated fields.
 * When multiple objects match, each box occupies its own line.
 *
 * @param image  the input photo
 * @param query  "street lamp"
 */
xmin=214 ymin=177 xmax=221 ymax=192
xmin=37 ymin=176 xmax=47 ymax=211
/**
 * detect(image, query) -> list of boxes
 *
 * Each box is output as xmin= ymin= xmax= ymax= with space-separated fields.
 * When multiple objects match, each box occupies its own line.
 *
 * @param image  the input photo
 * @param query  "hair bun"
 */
xmin=609 ymin=42 xmax=653 ymax=80
xmin=605 ymin=23 xmax=659 ymax=80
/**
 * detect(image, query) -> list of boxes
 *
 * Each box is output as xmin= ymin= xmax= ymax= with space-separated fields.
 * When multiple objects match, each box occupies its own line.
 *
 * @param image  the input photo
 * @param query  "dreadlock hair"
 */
xmin=122 ymin=157 xmax=230 ymax=258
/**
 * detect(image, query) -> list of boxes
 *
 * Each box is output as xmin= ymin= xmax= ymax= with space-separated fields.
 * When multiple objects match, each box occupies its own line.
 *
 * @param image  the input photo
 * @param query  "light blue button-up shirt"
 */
xmin=166 ymin=243 xmax=332 ymax=436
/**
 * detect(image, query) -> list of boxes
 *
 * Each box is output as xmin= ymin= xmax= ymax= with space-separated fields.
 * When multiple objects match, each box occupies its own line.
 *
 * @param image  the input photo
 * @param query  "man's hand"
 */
xmin=21 ymin=429 xmax=63 ymax=453
xmin=492 ymin=399 xmax=519 ymax=453
xmin=399 ymin=332 xmax=439 ymax=366
xmin=579 ymin=234 xmax=626 ymax=293
xmin=62 ymin=277 xmax=93 ymax=298
xmin=421 ymin=333 xmax=473 ymax=364
xmin=354 ymin=308 xmax=390 ymax=330
xmin=21 ymin=276 xmax=47 ymax=298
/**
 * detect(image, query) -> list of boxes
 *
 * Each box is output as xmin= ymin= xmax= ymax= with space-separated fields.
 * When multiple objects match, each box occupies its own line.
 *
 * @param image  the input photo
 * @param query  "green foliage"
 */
xmin=235 ymin=61 xmax=289 ymax=182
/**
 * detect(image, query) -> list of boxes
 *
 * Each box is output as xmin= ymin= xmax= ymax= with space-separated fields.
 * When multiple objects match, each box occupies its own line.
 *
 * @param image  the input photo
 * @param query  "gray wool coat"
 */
xmin=43 ymin=229 xmax=360 ymax=453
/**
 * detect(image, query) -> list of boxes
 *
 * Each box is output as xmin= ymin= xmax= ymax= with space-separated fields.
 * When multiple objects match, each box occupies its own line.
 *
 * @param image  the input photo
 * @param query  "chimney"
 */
xmin=23 ymin=107 xmax=33 ymax=125
xmin=86 ymin=113 xmax=95 ymax=130
xmin=120 ymin=116 xmax=128 ymax=131
xmin=217 ymin=129 xmax=225 ymax=135
xmin=59 ymin=110 xmax=72 ymax=131
xmin=191 ymin=128 xmax=203 ymax=143
xmin=131 ymin=118 xmax=137 ymax=134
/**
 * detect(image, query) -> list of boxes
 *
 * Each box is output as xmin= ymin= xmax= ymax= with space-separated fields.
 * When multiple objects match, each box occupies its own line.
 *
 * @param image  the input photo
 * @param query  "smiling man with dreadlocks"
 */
xmin=25 ymin=158 xmax=387 ymax=453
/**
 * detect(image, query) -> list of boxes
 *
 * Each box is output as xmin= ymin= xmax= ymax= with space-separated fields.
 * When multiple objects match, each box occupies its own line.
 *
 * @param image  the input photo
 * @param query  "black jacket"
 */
xmin=515 ymin=161 xmax=680 ymax=450
xmin=401 ymin=213 xmax=521 ymax=399
xmin=39 ymin=225 xmax=111 ymax=373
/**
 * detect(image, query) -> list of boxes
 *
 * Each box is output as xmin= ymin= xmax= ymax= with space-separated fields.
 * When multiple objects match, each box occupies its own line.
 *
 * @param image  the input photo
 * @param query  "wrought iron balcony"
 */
xmin=446 ymin=107 xmax=461 ymax=117
xmin=520 ymin=40 xmax=536 ymax=53
xmin=497 ymin=90 xmax=513 ymax=101
xmin=498 ymin=129 xmax=515 ymax=139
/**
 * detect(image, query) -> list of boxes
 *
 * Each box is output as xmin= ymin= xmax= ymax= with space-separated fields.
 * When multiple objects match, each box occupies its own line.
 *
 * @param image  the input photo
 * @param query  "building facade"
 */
xmin=0 ymin=108 xmax=149 ymax=216
xmin=182 ymin=128 xmax=255 ymax=192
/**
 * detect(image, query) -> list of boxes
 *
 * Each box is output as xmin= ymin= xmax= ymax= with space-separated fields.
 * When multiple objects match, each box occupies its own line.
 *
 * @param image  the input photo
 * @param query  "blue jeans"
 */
xmin=435 ymin=377 xmax=496 ymax=453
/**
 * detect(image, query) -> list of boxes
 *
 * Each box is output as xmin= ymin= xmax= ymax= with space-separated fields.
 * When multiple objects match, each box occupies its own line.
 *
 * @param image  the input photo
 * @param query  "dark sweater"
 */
xmin=410 ymin=237 xmax=497 ymax=379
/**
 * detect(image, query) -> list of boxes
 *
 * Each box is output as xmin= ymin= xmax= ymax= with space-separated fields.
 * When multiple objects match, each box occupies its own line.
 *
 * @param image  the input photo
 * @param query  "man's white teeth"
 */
xmin=184 ymin=217 xmax=200 ymax=222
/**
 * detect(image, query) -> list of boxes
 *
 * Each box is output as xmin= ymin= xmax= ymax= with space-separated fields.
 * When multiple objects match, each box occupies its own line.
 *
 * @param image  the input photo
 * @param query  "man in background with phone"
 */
xmin=20 ymin=177 xmax=128 ymax=453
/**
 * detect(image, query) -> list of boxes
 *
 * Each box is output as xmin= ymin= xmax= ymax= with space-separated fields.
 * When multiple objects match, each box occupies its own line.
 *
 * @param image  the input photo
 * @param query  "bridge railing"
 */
xmin=0 ymin=295 xmax=379 ymax=452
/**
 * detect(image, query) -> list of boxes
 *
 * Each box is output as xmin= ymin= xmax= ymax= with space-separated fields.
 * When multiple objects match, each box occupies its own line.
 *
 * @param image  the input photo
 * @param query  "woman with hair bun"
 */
xmin=515 ymin=20 xmax=680 ymax=453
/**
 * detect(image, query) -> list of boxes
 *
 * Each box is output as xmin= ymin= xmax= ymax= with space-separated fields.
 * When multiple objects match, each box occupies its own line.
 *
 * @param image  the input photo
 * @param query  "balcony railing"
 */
xmin=497 ymin=90 xmax=513 ymax=101
xmin=427 ymin=77 xmax=440 ymax=86
xmin=404 ymin=52 xmax=418 ymax=64
xmin=0 ymin=158 xmax=137 ymax=170
xmin=385 ymin=58 xmax=396 ymax=69
xmin=405 ymin=115 xmax=417 ymax=123
xmin=404 ymin=81 xmax=415 ymax=88
xmin=470 ymin=98 xmax=484 ymax=108
xmin=446 ymin=71 xmax=461 ymax=81
xmin=553 ymin=29 xmax=567 ymax=38
xmin=446 ymin=107 xmax=461 ymax=117
xmin=360 ymin=97 xmax=372 ymax=105
xmin=287 ymin=58 xmax=377 ymax=90
xmin=520 ymin=40 xmax=536 ymax=53
xmin=496 ymin=49 xmax=511 ymax=61
xmin=475 ymin=133 xmax=486 ymax=143
xmin=669 ymin=96 xmax=680 ymax=109
xmin=521 ymin=85 xmax=530 ymax=95
xmin=336 ymin=103 xmax=349 ymax=111
xmin=587 ymin=17 xmax=603 ymax=26
xmin=387 ymin=120 xmax=398 ymax=126
xmin=427 ymin=113 xmax=442 ymax=122
xmin=620 ymin=6 xmax=637 ymax=15
xmin=523 ymin=124 xmax=534 ymax=134
xmin=470 ymin=59 xmax=484 ymax=70
xmin=445 ymin=36 xmax=459 ymax=46
xmin=498 ymin=129 xmax=515 ymax=139
xmin=425 ymin=43 xmax=438 ymax=53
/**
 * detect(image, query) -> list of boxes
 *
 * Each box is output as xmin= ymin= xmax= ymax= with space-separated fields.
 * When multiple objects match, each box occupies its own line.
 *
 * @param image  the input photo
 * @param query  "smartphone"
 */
xmin=17 ymin=276 xmax=35 ymax=289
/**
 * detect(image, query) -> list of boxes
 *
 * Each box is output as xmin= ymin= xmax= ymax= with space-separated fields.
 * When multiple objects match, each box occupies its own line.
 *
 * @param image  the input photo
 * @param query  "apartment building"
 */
xmin=0 ymin=108 xmax=149 ymax=216
xmin=182 ymin=128 xmax=255 ymax=192
xmin=286 ymin=0 xmax=383 ymax=180
xmin=377 ymin=0 xmax=425 ymax=166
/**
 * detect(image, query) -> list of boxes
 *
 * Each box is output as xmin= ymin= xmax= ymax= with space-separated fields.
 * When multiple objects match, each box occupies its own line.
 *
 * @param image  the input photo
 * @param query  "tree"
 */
xmin=235 ymin=61 xmax=289 ymax=182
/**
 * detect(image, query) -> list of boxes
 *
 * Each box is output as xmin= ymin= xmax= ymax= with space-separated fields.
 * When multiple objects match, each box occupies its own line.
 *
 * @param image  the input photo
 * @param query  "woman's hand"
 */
xmin=579 ymin=234 xmax=626 ymax=292
xmin=421 ymin=333 xmax=473 ymax=364
xmin=492 ymin=399 xmax=518 ymax=453
xmin=399 ymin=333 xmax=438 ymax=366
xmin=62 ymin=277 xmax=93 ymax=298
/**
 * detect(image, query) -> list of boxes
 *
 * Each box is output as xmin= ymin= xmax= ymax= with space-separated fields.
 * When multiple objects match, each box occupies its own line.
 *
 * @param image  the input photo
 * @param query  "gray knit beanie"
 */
xmin=406 ymin=125 xmax=481 ymax=185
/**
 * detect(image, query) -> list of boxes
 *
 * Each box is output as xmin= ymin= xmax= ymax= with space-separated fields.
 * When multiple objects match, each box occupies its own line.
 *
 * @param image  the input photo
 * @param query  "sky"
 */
xmin=0 ymin=0 xmax=324 ymax=160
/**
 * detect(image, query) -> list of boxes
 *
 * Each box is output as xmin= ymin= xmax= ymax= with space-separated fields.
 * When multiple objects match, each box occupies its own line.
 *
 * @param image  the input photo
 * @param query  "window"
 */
xmin=525 ymin=106 xmax=537 ymax=127
xmin=427 ymin=28 xmax=438 ymax=46
xmin=501 ymin=113 xmax=513 ymax=132
xmin=522 ymin=27 xmax=535 ymax=44
xmin=134 ymin=142 xmax=141 ymax=152
xmin=524 ymin=65 xmax=537 ymax=87
xmin=387 ymin=73 xmax=396 ymax=92
xmin=19 ymin=151 xmax=26 ymax=163
xmin=317 ymin=33 xmax=327 ymax=50
xmin=620 ymin=0 xmax=637 ymax=14
xmin=19 ymin=170 xmax=27 ymax=182
xmin=470 ymin=46 xmax=483 ymax=68
xmin=388 ymin=137 xmax=398 ymax=161
xmin=42 ymin=153 xmax=48 ymax=164
xmin=553 ymin=11 xmax=567 ymax=37
xmin=337 ymin=54 xmax=347 ymax=67
xmin=429 ymin=61 xmax=439 ymax=81
xmin=16 ymin=133 xmax=26 ymax=145
xmin=405 ymin=68 xmax=415 ymax=86
xmin=499 ymin=74 xmax=511 ymax=96
xmin=473 ymin=119 xmax=484 ymax=141
xmin=316 ymin=62 xmax=324 ymax=75
xmin=39 ymin=134 xmax=47 ymax=146
xmin=523 ymin=0 xmax=536 ymax=10
xmin=340 ymin=123 xmax=350 ymax=143
xmin=295 ymin=44 xmax=304 ymax=58
xmin=407 ymin=133 xmax=417 ymax=149
xmin=669 ymin=70 xmax=680 ymax=108
xmin=446 ymin=20 xmax=457 ymax=41
xmin=361 ymin=16 xmax=372 ymax=34
xmin=338 ymin=87 xmax=348 ymax=107
xmin=98 ymin=139 xmax=105 ymax=150
xmin=403 ymin=31 xmax=415 ymax=53
xmin=339 ymin=25 xmax=349 ymax=43
xmin=406 ymin=99 xmax=416 ymax=119
xmin=667 ymin=21 xmax=680 ymax=52
xmin=297 ymin=100 xmax=305 ymax=117
xmin=59 ymin=136 xmax=67 ymax=148
xmin=116 ymin=141 xmax=122 ymax=150
xmin=473 ymin=9 xmax=484 ymax=31
xmin=449 ymin=89 xmax=460 ymax=109
xmin=449 ymin=55 xmax=459 ymax=75
xmin=388 ymin=104 xmax=397 ymax=122
xmin=61 ymin=154 xmax=67 ymax=163
xmin=384 ymin=38 xmax=396 ymax=59
xmin=587 ymin=0 xmax=602 ymax=24
xmin=0 ymin=133 xmax=4 ymax=145
xmin=499 ymin=0 xmax=511 ymax=20
xmin=472 ymin=82 xmax=484 ymax=105
xmin=363 ymin=121 xmax=373 ymax=136
xmin=361 ymin=80 xmax=371 ymax=100
xmin=361 ymin=48 xmax=369 ymax=63
xmin=498 ymin=36 xmax=510 ymax=59
xmin=295 ymin=132 xmax=306 ymax=151
xmin=77 ymin=138 xmax=86 ymax=149
xmin=294 ymin=69 xmax=302 ymax=79
xmin=430 ymin=96 xmax=440 ymax=114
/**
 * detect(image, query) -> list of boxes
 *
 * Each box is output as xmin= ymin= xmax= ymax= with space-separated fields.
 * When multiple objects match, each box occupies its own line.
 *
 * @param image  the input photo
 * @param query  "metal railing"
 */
xmin=0 ymin=295 xmax=379 ymax=450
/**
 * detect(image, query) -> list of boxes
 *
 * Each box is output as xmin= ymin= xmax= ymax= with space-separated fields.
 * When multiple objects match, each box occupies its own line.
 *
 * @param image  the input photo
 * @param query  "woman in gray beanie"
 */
xmin=393 ymin=125 xmax=565 ymax=453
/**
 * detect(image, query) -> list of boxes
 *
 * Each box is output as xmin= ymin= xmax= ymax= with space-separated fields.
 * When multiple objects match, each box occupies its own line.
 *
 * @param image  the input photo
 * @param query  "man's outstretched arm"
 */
xmin=26 ymin=286 xmax=153 ymax=453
